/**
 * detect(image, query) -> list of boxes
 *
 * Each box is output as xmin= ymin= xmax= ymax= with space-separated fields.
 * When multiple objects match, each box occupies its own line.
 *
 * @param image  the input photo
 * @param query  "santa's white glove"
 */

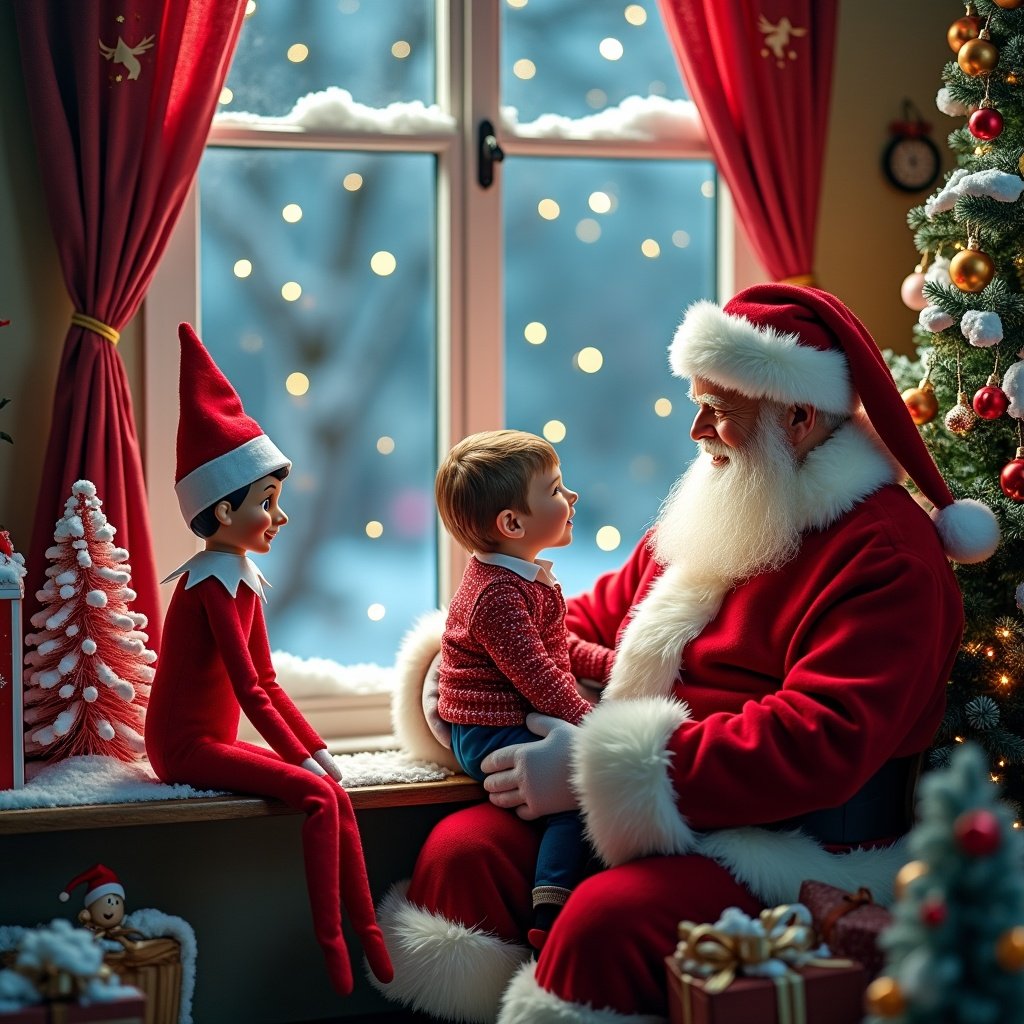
xmin=481 ymin=713 xmax=579 ymax=819
xmin=312 ymin=747 xmax=344 ymax=783
xmin=422 ymin=651 xmax=452 ymax=749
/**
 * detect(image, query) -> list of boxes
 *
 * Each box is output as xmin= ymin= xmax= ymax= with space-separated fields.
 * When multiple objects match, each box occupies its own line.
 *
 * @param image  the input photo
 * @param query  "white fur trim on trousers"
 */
xmin=369 ymin=880 xmax=530 ymax=1023
xmin=497 ymin=962 xmax=665 ymax=1024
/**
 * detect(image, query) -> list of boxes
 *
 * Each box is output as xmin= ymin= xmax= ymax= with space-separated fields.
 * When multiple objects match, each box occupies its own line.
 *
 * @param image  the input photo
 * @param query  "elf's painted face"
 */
xmin=86 ymin=893 xmax=125 ymax=928
xmin=212 ymin=475 xmax=288 ymax=556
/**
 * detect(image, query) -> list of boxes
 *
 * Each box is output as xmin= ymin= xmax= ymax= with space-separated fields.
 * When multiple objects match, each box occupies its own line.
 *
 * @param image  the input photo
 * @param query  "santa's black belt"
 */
xmin=763 ymin=753 xmax=922 ymax=846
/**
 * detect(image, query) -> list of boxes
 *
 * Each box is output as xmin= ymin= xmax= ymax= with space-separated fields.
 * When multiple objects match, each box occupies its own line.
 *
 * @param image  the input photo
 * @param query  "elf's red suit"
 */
xmin=374 ymin=286 xmax=991 ymax=1023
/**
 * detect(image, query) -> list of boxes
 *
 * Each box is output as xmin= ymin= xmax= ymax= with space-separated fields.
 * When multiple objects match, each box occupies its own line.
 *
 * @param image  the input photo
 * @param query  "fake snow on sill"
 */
xmin=214 ymin=86 xmax=455 ymax=133
xmin=214 ymin=87 xmax=701 ymax=144
xmin=500 ymin=95 xmax=702 ymax=142
xmin=271 ymin=649 xmax=394 ymax=699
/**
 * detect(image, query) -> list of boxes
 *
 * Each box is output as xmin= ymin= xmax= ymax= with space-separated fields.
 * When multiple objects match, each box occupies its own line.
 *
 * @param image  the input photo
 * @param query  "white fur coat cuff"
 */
xmin=573 ymin=696 xmax=694 ymax=866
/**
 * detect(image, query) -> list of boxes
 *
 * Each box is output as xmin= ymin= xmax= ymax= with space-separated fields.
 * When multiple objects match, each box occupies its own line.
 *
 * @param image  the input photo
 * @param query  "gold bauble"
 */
xmin=902 ymin=383 xmax=939 ymax=426
xmin=950 ymin=247 xmax=996 ymax=292
xmin=997 ymin=927 xmax=1024 ymax=970
xmin=994 ymin=0 xmax=1024 ymax=9
xmin=893 ymin=859 xmax=930 ymax=899
xmin=865 ymin=976 xmax=906 ymax=1017
xmin=948 ymin=15 xmax=983 ymax=52
xmin=959 ymin=36 xmax=1000 ymax=76
xmin=1019 ymin=151 xmax=1024 ymax=175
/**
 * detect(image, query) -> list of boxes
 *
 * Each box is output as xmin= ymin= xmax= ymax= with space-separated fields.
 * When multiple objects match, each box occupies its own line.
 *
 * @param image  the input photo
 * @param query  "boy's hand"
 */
xmin=313 ymin=747 xmax=344 ymax=783
xmin=481 ymin=713 xmax=579 ymax=818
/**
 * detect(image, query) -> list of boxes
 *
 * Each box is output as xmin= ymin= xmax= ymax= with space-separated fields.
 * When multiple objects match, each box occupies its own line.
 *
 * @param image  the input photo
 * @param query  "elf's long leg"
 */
xmin=167 ymin=740 xmax=354 ymax=996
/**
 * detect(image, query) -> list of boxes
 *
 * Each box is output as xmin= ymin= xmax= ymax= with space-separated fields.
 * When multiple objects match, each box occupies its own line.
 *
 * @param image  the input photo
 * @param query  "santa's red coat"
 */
xmin=376 ymin=422 xmax=964 ymax=1023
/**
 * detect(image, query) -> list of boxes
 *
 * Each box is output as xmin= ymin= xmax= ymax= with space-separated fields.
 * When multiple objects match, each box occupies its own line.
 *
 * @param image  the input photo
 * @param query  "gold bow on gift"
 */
xmin=14 ymin=959 xmax=115 ymax=1002
xmin=676 ymin=904 xmax=854 ymax=994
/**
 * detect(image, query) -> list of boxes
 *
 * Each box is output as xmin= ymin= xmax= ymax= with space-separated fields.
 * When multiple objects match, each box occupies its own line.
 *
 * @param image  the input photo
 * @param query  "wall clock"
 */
xmin=882 ymin=101 xmax=941 ymax=193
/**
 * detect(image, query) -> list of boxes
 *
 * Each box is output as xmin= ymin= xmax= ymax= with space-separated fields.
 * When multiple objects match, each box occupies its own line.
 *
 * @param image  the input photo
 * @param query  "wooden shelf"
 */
xmin=0 ymin=775 xmax=484 ymax=835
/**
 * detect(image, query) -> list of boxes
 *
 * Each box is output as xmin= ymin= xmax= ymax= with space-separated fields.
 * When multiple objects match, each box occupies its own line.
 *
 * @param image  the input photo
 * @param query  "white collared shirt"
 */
xmin=474 ymin=550 xmax=559 ymax=588
xmin=161 ymin=550 xmax=270 ymax=601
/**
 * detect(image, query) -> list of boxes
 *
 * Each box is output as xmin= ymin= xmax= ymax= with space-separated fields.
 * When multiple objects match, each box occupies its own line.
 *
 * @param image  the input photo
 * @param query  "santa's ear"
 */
xmin=213 ymin=499 xmax=233 ymax=527
xmin=784 ymin=402 xmax=817 ymax=444
xmin=494 ymin=509 xmax=524 ymax=540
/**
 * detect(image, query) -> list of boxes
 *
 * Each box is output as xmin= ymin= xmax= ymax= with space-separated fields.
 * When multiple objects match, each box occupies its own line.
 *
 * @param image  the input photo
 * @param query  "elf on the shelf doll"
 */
xmin=145 ymin=323 xmax=392 ymax=997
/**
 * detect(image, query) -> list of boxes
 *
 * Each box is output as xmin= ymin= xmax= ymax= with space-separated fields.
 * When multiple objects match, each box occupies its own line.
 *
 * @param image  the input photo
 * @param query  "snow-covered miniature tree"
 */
xmin=23 ymin=480 xmax=156 ymax=762
xmin=864 ymin=742 xmax=1024 ymax=1023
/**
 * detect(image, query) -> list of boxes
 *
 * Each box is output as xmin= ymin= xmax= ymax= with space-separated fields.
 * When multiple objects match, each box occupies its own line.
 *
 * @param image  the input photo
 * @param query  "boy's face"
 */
xmin=518 ymin=464 xmax=578 ymax=554
xmin=208 ymin=474 xmax=288 ymax=556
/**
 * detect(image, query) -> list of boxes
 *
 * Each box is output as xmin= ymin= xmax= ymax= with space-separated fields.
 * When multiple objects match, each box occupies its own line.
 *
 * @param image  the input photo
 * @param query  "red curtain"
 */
xmin=658 ymin=0 xmax=838 ymax=283
xmin=14 ymin=0 xmax=247 ymax=652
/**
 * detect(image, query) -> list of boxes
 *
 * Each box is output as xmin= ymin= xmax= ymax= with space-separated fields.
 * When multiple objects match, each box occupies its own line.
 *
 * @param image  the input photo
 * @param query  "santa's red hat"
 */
xmin=669 ymin=284 xmax=1000 ymax=564
xmin=58 ymin=863 xmax=124 ymax=906
xmin=174 ymin=322 xmax=290 ymax=528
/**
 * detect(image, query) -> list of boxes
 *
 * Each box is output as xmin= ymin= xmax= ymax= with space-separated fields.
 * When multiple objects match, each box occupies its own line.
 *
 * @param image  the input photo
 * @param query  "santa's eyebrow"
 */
xmin=690 ymin=392 xmax=726 ymax=409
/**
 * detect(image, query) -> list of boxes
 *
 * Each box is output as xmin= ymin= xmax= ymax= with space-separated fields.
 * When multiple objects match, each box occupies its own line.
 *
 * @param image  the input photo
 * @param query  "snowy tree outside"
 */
xmin=198 ymin=1 xmax=716 ymax=665
xmin=23 ymin=481 xmax=156 ymax=762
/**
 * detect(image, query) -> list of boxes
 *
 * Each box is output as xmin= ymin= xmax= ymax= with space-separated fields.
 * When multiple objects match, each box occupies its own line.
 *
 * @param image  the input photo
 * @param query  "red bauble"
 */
xmin=973 ymin=384 xmax=1009 ymax=419
xmin=969 ymin=107 xmax=1005 ymax=141
xmin=954 ymin=808 xmax=1002 ymax=855
xmin=921 ymin=896 xmax=948 ymax=928
xmin=1001 ymin=452 xmax=1024 ymax=502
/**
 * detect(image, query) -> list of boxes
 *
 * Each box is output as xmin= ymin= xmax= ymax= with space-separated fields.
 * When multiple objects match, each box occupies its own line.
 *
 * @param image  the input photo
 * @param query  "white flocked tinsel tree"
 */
xmin=23 ymin=480 xmax=156 ymax=762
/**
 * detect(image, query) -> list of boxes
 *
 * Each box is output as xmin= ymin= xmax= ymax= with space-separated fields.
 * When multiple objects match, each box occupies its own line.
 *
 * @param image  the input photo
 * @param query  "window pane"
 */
xmin=502 ymin=1 xmax=687 ymax=122
xmin=504 ymin=157 xmax=715 ymax=595
xmin=199 ymin=148 xmax=437 ymax=664
xmin=220 ymin=0 xmax=435 ymax=117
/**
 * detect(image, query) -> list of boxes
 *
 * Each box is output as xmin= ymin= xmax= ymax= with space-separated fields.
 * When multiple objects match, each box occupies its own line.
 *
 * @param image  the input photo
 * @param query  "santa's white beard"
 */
xmin=652 ymin=406 xmax=804 ymax=584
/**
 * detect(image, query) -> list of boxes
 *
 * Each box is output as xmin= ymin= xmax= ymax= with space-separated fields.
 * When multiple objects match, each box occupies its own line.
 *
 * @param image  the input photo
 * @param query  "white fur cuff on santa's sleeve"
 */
xmin=572 ymin=696 xmax=695 ymax=866
xmin=391 ymin=609 xmax=460 ymax=770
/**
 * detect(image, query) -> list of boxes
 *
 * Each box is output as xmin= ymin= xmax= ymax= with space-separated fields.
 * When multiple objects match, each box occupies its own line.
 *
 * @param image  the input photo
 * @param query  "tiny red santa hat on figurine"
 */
xmin=58 ymin=863 xmax=124 ymax=906
xmin=174 ymin=322 xmax=291 ymax=529
xmin=670 ymin=283 xmax=1000 ymax=564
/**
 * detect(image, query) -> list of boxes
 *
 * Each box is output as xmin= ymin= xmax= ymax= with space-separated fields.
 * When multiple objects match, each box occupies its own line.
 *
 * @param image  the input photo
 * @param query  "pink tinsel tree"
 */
xmin=23 ymin=480 xmax=156 ymax=761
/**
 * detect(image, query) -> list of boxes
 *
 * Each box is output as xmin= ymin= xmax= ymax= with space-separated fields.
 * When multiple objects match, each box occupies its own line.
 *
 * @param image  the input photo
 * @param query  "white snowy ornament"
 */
xmin=1004 ymin=361 xmax=1024 ymax=419
xmin=919 ymin=306 xmax=955 ymax=333
xmin=23 ymin=480 xmax=156 ymax=762
xmin=927 ymin=168 xmax=1024 ymax=217
xmin=961 ymin=309 xmax=1003 ymax=348
xmin=925 ymin=255 xmax=952 ymax=287
xmin=936 ymin=86 xmax=972 ymax=117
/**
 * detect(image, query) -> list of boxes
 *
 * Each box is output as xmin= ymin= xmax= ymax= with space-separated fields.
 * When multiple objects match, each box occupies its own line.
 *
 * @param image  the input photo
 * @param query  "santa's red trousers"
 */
xmin=407 ymin=802 xmax=761 ymax=1015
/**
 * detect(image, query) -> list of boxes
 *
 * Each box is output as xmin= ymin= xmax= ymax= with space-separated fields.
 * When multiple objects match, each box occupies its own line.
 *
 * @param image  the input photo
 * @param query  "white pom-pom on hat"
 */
xmin=931 ymin=499 xmax=1000 ymax=565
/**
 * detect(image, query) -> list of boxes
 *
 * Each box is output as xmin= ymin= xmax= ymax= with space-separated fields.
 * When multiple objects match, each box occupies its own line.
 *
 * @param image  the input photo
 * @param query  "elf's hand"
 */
xmin=481 ymin=713 xmax=579 ymax=819
xmin=313 ymin=747 xmax=344 ymax=783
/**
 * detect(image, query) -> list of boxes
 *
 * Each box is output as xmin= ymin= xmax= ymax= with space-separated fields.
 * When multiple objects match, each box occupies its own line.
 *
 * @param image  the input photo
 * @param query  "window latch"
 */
xmin=478 ymin=119 xmax=505 ymax=189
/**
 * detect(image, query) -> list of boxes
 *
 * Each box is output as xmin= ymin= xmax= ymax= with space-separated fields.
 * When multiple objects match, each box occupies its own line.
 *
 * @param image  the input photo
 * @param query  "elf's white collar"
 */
xmin=161 ymin=550 xmax=270 ymax=601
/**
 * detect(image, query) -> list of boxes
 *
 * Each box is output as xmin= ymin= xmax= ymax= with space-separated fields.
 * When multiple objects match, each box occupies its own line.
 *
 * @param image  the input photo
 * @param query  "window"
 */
xmin=145 ymin=1 xmax=749 ymax=687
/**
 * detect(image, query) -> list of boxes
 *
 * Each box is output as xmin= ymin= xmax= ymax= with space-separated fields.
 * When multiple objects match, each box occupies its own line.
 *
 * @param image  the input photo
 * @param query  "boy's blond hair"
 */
xmin=435 ymin=429 xmax=559 ymax=553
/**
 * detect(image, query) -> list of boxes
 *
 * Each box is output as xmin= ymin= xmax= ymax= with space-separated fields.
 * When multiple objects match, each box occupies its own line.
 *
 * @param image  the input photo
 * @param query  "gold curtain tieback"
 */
xmin=71 ymin=312 xmax=121 ymax=345
xmin=778 ymin=273 xmax=817 ymax=287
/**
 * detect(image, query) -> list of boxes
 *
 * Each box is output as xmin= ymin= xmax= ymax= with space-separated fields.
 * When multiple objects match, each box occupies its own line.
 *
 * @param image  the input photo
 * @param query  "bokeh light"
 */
xmin=514 ymin=59 xmax=537 ymax=80
xmin=219 ymin=87 xmax=233 ymax=105
xmin=538 ymin=199 xmax=560 ymax=220
xmin=672 ymin=229 xmax=691 ymax=248
xmin=576 ymin=347 xmax=604 ymax=373
xmin=589 ymin=191 xmax=612 ymax=214
xmin=392 ymin=40 xmax=411 ymax=59
xmin=287 ymin=43 xmax=309 ymax=63
xmin=376 ymin=436 xmax=396 ymax=454
xmin=367 ymin=603 xmax=386 ymax=621
xmin=701 ymin=180 xmax=715 ymax=198
xmin=654 ymin=398 xmax=672 ymax=417
xmin=543 ymin=420 xmax=567 ymax=442
xmin=281 ymin=281 xmax=302 ymax=301
xmin=233 ymin=259 xmax=253 ymax=278
xmin=365 ymin=521 xmax=384 ymax=539
xmin=343 ymin=173 xmax=364 ymax=191
xmin=625 ymin=4 xmax=647 ymax=25
xmin=576 ymin=219 xmax=601 ymax=243
xmin=599 ymin=38 xmax=624 ymax=61
xmin=586 ymin=89 xmax=607 ymax=109
xmin=641 ymin=238 xmax=661 ymax=258
xmin=371 ymin=251 xmax=397 ymax=276
xmin=286 ymin=372 xmax=309 ymax=396
xmin=524 ymin=322 xmax=548 ymax=345
xmin=282 ymin=203 xmax=303 ymax=223
xmin=596 ymin=526 xmax=622 ymax=551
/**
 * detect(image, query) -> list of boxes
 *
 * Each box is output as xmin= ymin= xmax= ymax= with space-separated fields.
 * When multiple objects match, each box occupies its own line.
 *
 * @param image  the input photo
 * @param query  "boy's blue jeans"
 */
xmin=449 ymin=721 xmax=589 ymax=892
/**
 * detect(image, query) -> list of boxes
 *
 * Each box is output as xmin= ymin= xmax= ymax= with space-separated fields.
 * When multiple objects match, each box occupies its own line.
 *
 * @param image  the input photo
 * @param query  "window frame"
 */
xmin=143 ymin=0 xmax=762 ymax=734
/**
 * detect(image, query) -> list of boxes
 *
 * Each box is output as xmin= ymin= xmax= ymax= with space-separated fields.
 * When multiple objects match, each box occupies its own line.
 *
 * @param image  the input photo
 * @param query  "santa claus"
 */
xmin=374 ymin=285 xmax=998 ymax=1022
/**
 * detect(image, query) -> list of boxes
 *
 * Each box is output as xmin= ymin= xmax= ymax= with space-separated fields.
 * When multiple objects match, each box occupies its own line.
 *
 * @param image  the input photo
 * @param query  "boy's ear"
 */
xmin=494 ymin=509 xmax=524 ymax=540
xmin=213 ymin=499 xmax=234 ymax=527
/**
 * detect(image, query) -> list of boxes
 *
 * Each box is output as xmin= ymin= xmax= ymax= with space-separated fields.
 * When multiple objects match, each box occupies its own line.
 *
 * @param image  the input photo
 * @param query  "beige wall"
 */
xmin=0 ymin=0 xmax=954 ymax=551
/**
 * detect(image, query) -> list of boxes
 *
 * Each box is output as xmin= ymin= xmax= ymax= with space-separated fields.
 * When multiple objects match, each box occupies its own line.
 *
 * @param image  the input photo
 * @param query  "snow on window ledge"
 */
xmin=213 ymin=86 xmax=456 ymax=134
xmin=499 ymin=95 xmax=702 ymax=142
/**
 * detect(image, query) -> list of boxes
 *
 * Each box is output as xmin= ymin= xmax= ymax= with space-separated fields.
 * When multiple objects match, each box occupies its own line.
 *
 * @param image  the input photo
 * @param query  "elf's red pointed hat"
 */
xmin=58 ymin=863 xmax=124 ymax=906
xmin=174 ymin=323 xmax=290 ymax=529
xmin=669 ymin=284 xmax=1000 ymax=564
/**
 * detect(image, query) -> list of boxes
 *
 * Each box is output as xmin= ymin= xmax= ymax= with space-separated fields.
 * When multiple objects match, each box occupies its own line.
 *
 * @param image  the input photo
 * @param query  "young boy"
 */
xmin=145 ymin=323 xmax=393 ymax=997
xmin=434 ymin=429 xmax=614 ymax=949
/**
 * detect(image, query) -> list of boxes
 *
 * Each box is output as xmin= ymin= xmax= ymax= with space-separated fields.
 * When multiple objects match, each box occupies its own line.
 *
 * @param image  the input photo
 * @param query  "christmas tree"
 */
xmin=864 ymin=742 xmax=1024 ymax=1023
xmin=890 ymin=0 xmax=1024 ymax=809
xmin=23 ymin=480 xmax=156 ymax=762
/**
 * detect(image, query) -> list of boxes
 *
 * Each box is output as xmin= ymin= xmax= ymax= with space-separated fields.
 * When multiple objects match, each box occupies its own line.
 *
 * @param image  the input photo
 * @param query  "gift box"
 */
xmin=798 ymin=880 xmax=893 ymax=978
xmin=0 ymin=566 xmax=25 ymax=791
xmin=103 ymin=940 xmax=180 ymax=1024
xmin=666 ymin=956 xmax=867 ymax=1024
